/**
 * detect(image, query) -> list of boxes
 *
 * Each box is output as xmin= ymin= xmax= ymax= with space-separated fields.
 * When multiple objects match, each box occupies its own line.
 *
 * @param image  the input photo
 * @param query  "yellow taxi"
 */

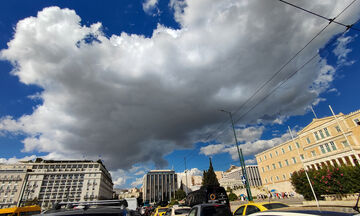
xmin=233 ymin=202 xmax=289 ymax=215
xmin=153 ymin=206 xmax=169 ymax=216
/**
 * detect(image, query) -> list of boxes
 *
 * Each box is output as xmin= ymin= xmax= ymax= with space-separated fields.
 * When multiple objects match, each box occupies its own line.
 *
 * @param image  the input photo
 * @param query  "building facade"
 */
xmin=222 ymin=165 xmax=262 ymax=187
xmin=256 ymin=110 xmax=360 ymax=192
xmin=142 ymin=170 xmax=177 ymax=203
xmin=0 ymin=164 xmax=32 ymax=208
xmin=0 ymin=159 xmax=114 ymax=209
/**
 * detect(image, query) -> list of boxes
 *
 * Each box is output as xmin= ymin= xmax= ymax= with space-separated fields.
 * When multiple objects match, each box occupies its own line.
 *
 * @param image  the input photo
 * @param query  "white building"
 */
xmin=222 ymin=165 xmax=262 ymax=188
xmin=0 ymin=159 xmax=114 ymax=209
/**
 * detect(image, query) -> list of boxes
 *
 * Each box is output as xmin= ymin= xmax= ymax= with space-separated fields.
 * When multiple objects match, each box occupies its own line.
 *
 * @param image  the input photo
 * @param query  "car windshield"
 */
xmin=262 ymin=203 xmax=289 ymax=210
xmin=175 ymin=209 xmax=190 ymax=215
xmin=159 ymin=209 xmax=168 ymax=213
xmin=201 ymin=205 xmax=231 ymax=216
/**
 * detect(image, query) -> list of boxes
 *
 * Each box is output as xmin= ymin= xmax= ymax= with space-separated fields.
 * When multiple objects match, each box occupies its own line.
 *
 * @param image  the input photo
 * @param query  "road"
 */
xmin=230 ymin=197 xmax=304 ymax=212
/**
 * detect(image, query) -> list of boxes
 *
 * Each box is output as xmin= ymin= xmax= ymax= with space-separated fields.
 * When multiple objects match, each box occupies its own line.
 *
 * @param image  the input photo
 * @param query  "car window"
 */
xmin=245 ymin=205 xmax=261 ymax=215
xmin=262 ymin=203 xmax=289 ymax=210
xmin=234 ymin=205 xmax=245 ymax=215
xmin=175 ymin=209 xmax=190 ymax=215
xmin=188 ymin=208 xmax=197 ymax=216
xmin=201 ymin=205 xmax=232 ymax=216
xmin=159 ymin=209 xmax=168 ymax=213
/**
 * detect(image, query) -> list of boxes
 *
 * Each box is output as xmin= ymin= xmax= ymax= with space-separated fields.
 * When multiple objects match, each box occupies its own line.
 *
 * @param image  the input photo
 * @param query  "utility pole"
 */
xmin=184 ymin=157 xmax=188 ymax=194
xmin=219 ymin=109 xmax=253 ymax=201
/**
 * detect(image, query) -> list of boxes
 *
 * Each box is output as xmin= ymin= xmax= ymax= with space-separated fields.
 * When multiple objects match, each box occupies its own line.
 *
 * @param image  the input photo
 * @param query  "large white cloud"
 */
xmin=0 ymin=1 xmax=359 ymax=174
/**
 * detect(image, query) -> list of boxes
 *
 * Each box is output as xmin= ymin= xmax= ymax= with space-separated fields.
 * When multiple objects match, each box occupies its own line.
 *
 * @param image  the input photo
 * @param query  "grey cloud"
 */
xmin=0 ymin=1 xmax=359 ymax=172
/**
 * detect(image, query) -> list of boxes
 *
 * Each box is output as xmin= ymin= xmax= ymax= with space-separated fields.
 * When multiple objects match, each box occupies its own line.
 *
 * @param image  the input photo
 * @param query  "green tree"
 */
xmin=175 ymin=189 xmax=186 ymax=200
xmin=228 ymin=192 xmax=238 ymax=201
xmin=202 ymin=158 xmax=220 ymax=186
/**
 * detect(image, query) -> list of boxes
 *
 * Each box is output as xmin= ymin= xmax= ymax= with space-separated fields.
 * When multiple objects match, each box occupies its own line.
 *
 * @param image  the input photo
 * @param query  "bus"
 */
xmin=185 ymin=185 xmax=229 ymax=208
xmin=0 ymin=205 xmax=41 ymax=216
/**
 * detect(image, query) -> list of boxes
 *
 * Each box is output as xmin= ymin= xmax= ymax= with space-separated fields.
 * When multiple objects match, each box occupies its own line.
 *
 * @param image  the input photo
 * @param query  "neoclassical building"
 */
xmin=255 ymin=109 xmax=360 ymax=192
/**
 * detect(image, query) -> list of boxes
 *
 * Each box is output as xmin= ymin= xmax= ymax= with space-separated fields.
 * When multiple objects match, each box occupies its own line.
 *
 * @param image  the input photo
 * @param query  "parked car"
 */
xmin=164 ymin=205 xmax=191 ymax=216
xmin=188 ymin=203 xmax=232 ymax=216
xmin=250 ymin=206 xmax=360 ymax=216
xmin=233 ymin=202 xmax=289 ymax=215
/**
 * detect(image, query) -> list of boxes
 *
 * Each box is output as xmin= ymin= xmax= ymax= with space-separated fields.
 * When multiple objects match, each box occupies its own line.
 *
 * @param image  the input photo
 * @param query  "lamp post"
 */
xmin=219 ymin=109 xmax=253 ymax=201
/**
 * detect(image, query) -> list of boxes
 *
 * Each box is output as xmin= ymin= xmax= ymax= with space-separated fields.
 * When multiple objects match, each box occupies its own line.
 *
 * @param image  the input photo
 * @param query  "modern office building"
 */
xmin=222 ymin=165 xmax=262 ymax=187
xmin=142 ymin=170 xmax=177 ymax=203
xmin=0 ymin=164 xmax=32 ymax=208
xmin=256 ymin=109 xmax=360 ymax=192
xmin=0 ymin=159 xmax=114 ymax=209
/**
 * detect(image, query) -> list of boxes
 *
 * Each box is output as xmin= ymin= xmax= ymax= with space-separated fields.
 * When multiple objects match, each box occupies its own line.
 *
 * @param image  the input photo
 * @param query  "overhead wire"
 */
xmin=171 ymin=0 xmax=358 ymax=172
xmin=279 ymin=0 xmax=360 ymax=32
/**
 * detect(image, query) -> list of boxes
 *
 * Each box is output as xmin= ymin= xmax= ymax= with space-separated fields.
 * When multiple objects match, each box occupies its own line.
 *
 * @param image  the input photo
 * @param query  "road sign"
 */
xmin=241 ymin=176 xmax=246 ymax=184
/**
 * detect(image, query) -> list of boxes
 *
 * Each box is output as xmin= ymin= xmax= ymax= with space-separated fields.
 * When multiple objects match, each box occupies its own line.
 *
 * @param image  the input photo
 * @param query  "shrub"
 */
xmin=291 ymin=165 xmax=360 ymax=200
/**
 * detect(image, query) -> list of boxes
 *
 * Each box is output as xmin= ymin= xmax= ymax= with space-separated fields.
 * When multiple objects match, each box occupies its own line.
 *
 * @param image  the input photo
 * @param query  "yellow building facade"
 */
xmin=255 ymin=110 xmax=360 ymax=193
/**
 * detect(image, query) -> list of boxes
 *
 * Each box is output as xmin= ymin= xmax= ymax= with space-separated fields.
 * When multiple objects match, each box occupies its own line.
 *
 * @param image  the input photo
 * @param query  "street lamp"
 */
xmin=219 ymin=109 xmax=253 ymax=201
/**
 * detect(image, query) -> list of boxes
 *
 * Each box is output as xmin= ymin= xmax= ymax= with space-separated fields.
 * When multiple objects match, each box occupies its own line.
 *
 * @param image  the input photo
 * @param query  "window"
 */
xmin=270 ymin=153 xmax=273 ymax=158
xmin=314 ymin=132 xmax=320 ymax=140
xmin=264 ymin=155 xmax=267 ymax=160
xmin=300 ymin=154 xmax=304 ymax=160
xmin=258 ymin=157 xmax=262 ymax=162
xmin=265 ymin=179 xmax=268 ymax=183
xmin=272 ymin=164 xmax=276 ymax=169
xmin=320 ymin=145 xmax=326 ymax=154
xmin=306 ymin=137 xmax=311 ymax=144
xmin=281 ymin=148 xmax=285 ymax=154
xmin=278 ymin=162 xmax=282 ymax=168
xmin=311 ymin=150 xmax=316 ymax=157
xmin=325 ymin=143 xmax=331 ymax=152
xmin=283 ymin=174 xmax=286 ymax=180
xmin=188 ymin=208 xmax=197 ymax=216
xmin=335 ymin=126 xmax=341 ymax=132
xmin=267 ymin=165 xmax=270 ymax=171
xmin=292 ymin=157 xmax=296 ymax=164
xmin=330 ymin=141 xmax=337 ymax=151
xmin=234 ymin=206 xmax=245 ymax=216
xmin=245 ymin=205 xmax=261 ymax=215
xmin=275 ymin=151 xmax=278 ymax=156
xmin=285 ymin=159 xmax=289 ymax=166
xmin=262 ymin=167 xmax=265 ymax=172
xmin=289 ymin=173 xmax=293 ymax=177
xmin=288 ymin=145 xmax=292 ymax=151
xmin=342 ymin=140 xmax=349 ymax=147
xmin=324 ymin=127 xmax=330 ymax=137
xmin=276 ymin=176 xmax=279 ymax=181
xmin=319 ymin=130 xmax=325 ymax=139
xmin=296 ymin=142 xmax=300 ymax=148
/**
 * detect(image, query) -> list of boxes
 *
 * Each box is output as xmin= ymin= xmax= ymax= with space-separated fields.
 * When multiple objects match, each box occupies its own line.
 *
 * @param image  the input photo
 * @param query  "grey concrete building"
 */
xmin=142 ymin=170 xmax=177 ymax=203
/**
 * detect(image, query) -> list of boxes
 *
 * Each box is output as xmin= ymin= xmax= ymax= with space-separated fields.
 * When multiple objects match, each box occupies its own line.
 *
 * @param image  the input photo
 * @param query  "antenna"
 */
xmin=310 ymin=106 xmax=318 ymax=119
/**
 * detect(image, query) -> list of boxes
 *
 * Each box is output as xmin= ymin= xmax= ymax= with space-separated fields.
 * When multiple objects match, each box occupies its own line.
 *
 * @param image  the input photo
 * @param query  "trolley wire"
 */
xmin=171 ymin=0 xmax=358 ymax=172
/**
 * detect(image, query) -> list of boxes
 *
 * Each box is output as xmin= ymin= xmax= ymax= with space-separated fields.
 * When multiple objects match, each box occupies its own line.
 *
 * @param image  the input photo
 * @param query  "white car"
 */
xmin=251 ymin=206 xmax=360 ymax=216
xmin=164 ymin=205 xmax=191 ymax=216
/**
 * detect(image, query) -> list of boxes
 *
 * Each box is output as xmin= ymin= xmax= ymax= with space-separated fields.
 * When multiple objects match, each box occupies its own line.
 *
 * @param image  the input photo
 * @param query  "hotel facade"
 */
xmin=0 ymin=159 xmax=113 ymax=209
xmin=255 ymin=110 xmax=360 ymax=192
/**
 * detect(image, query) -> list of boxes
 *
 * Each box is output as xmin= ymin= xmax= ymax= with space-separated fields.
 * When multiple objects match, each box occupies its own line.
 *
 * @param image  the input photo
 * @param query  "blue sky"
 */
xmin=0 ymin=0 xmax=360 ymax=188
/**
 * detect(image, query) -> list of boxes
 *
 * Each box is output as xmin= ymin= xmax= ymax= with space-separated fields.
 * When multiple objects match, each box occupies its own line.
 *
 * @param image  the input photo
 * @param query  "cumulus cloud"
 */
xmin=0 ymin=155 xmax=37 ymax=164
xmin=143 ymin=0 xmax=159 ymax=15
xmin=131 ymin=177 xmax=143 ymax=187
xmin=201 ymin=132 xmax=292 ymax=160
xmin=245 ymin=159 xmax=256 ymax=164
xmin=0 ymin=1 xmax=359 ymax=174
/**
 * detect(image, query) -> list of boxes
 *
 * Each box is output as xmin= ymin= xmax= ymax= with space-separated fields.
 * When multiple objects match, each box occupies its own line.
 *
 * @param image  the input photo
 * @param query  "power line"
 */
xmin=279 ymin=0 xmax=360 ymax=32
xmin=172 ymin=0 xmax=357 ymax=172
xmin=206 ymin=0 xmax=358 ymax=143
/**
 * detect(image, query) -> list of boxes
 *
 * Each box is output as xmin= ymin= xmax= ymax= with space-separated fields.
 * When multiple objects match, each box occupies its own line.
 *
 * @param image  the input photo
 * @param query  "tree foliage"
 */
xmin=175 ymin=189 xmax=187 ymax=200
xmin=202 ymin=158 xmax=220 ymax=186
xmin=291 ymin=165 xmax=360 ymax=200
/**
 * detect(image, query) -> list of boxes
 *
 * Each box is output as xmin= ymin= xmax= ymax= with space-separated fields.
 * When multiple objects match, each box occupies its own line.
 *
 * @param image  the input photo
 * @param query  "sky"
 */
xmin=0 ymin=0 xmax=360 ymax=189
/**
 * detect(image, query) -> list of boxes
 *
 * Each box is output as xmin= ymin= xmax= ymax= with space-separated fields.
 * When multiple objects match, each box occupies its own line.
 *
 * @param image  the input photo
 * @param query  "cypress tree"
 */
xmin=202 ymin=158 xmax=220 ymax=186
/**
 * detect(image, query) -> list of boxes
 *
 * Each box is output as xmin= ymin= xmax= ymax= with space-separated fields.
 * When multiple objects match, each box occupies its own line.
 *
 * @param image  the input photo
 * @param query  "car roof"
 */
xmin=38 ymin=206 xmax=128 ymax=215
